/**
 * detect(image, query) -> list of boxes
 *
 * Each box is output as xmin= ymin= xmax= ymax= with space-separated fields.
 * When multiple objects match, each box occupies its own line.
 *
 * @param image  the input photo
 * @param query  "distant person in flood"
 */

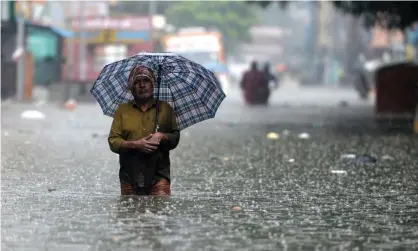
xmin=240 ymin=61 xmax=267 ymax=105
xmin=108 ymin=66 xmax=180 ymax=196
xmin=261 ymin=62 xmax=279 ymax=104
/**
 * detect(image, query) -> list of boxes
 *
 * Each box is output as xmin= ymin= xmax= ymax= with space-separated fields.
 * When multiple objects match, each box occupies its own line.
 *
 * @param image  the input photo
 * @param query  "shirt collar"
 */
xmin=132 ymin=98 xmax=157 ymax=109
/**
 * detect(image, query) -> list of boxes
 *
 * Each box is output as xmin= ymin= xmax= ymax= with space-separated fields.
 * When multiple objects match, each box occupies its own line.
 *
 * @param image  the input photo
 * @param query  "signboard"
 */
xmin=71 ymin=17 xmax=151 ymax=31
xmin=165 ymin=35 xmax=220 ymax=52
xmin=66 ymin=1 xmax=109 ymax=18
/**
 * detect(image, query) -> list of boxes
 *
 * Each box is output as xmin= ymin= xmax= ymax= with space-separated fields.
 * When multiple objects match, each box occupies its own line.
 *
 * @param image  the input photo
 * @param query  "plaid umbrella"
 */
xmin=90 ymin=52 xmax=226 ymax=130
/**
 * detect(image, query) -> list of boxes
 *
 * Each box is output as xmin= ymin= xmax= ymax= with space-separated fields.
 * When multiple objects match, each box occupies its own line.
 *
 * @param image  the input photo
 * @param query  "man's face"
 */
xmin=132 ymin=77 xmax=154 ymax=100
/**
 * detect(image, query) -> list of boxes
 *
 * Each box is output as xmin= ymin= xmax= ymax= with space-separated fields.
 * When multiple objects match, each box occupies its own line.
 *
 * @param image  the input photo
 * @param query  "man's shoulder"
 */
xmin=117 ymin=102 xmax=133 ymax=111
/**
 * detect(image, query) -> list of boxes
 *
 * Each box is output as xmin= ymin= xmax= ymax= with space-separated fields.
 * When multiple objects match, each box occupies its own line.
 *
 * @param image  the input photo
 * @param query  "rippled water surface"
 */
xmin=2 ymin=100 xmax=418 ymax=250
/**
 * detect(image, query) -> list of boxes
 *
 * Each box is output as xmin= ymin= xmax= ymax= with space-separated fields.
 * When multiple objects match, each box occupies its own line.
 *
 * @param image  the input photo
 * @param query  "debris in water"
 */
xmin=112 ymin=236 xmax=121 ymax=241
xmin=288 ymin=158 xmax=295 ymax=163
xmin=47 ymin=188 xmax=57 ymax=192
xmin=298 ymin=132 xmax=310 ymax=139
xmin=356 ymin=154 xmax=377 ymax=164
xmin=266 ymin=132 xmax=279 ymax=140
xmin=64 ymin=99 xmax=78 ymax=110
xmin=20 ymin=110 xmax=45 ymax=120
xmin=331 ymin=170 xmax=347 ymax=175
xmin=340 ymin=153 xmax=377 ymax=164
xmin=92 ymin=133 xmax=99 ymax=138
xmin=340 ymin=153 xmax=356 ymax=159
xmin=232 ymin=206 xmax=242 ymax=211
xmin=381 ymin=155 xmax=394 ymax=161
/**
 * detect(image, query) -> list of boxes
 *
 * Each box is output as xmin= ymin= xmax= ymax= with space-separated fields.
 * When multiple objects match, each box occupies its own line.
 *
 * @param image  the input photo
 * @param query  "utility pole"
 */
xmin=64 ymin=1 xmax=75 ymax=101
xmin=16 ymin=3 xmax=26 ymax=101
xmin=79 ymin=1 xmax=87 ymax=94
xmin=148 ymin=0 xmax=156 ymax=51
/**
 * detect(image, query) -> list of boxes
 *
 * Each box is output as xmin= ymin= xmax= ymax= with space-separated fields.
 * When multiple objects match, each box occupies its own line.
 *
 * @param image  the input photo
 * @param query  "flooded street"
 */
xmin=2 ymin=87 xmax=418 ymax=250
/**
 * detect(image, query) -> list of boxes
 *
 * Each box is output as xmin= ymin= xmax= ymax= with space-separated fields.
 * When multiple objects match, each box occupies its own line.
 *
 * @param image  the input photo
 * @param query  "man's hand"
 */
xmin=133 ymin=135 xmax=159 ymax=154
xmin=149 ymin=132 xmax=168 ymax=144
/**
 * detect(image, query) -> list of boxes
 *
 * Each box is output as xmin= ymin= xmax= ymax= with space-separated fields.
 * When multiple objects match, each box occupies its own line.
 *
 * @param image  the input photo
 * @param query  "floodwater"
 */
xmin=2 ymin=88 xmax=418 ymax=250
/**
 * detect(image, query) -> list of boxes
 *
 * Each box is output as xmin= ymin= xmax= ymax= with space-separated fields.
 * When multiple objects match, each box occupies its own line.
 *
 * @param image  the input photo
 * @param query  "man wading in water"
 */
xmin=108 ymin=66 xmax=180 ymax=196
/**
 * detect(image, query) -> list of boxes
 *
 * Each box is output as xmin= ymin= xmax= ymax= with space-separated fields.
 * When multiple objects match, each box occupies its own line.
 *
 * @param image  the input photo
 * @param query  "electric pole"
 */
xmin=16 ymin=1 xmax=26 ymax=101
xmin=148 ymin=0 xmax=156 ymax=51
xmin=64 ymin=1 xmax=75 ymax=101
xmin=79 ymin=1 xmax=87 ymax=94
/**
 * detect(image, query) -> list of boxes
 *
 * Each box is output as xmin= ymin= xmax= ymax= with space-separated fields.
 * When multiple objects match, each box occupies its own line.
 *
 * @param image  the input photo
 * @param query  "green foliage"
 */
xmin=246 ymin=1 xmax=289 ymax=9
xmin=247 ymin=1 xmax=418 ymax=29
xmin=165 ymin=1 xmax=259 ymax=54
xmin=333 ymin=1 xmax=418 ymax=29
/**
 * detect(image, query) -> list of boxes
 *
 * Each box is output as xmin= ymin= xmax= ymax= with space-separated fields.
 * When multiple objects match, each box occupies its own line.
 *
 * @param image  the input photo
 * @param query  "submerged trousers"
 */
xmin=121 ymin=178 xmax=171 ymax=196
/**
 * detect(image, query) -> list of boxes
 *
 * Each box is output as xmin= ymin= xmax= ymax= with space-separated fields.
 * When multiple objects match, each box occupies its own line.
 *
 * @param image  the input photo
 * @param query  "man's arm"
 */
xmin=160 ymin=104 xmax=180 ymax=151
xmin=108 ymin=107 xmax=126 ymax=154
xmin=108 ymin=106 xmax=140 ymax=153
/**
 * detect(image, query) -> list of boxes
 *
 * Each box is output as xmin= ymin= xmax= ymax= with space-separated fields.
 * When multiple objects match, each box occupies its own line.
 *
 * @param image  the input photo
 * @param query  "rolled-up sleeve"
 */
xmin=108 ymin=106 xmax=125 ymax=154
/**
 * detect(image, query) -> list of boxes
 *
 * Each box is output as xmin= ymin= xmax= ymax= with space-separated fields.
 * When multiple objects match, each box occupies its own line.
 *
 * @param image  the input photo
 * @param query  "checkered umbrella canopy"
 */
xmin=90 ymin=52 xmax=226 ymax=130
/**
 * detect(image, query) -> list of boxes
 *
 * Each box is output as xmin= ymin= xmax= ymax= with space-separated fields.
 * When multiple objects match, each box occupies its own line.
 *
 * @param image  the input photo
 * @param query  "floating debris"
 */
xmin=288 ymin=158 xmax=295 ymax=163
xmin=231 ymin=206 xmax=242 ymax=211
xmin=298 ymin=132 xmax=310 ymax=139
xmin=266 ymin=132 xmax=279 ymax=140
xmin=331 ymin=170 xmax=347 ymax=175
xmin=47 ymin=188 xmax=57 ymax=192
xmin=356 ymin=154 xmax=377 ymax=164
xmin=20 ymin=110 xmax=45 ymax=120
xmin=112 ymin=236 xmax=121 ymax=242
xmin=340 ymin=153 xmax=377 ymax=164
xmin=64 ymin=99 xmax=78 ymax=110
xmin=381 ymin=155 xmax=394 ymax=161
xmin=340 ymin=153 xmax=356 ymax=159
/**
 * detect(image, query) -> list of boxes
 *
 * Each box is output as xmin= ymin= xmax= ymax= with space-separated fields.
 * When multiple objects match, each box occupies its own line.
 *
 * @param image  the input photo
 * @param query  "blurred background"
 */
xmin=1 ymin=2 xmax=418 ymax=250
xmin=2 ymin=0 xmax=417 ymax=106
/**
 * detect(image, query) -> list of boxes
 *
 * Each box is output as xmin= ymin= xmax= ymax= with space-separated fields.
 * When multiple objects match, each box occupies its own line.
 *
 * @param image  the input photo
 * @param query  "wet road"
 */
xmin=2 ymin=87 xmax=418 ymax=250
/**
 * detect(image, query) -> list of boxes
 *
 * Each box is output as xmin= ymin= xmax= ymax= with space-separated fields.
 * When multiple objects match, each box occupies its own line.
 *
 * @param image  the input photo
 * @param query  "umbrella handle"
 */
xmin=154 ymin=64 xmax=162 ymax=132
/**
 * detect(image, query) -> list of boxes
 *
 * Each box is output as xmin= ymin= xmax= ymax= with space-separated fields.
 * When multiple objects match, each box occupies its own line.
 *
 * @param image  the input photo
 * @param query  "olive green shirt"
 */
xmin=108 ymin=99 xmax=180 ymax=188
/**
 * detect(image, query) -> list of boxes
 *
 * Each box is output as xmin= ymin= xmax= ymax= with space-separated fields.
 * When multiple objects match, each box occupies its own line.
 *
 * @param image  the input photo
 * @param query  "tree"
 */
xmin=247 ymin=1 xmax=418 ymax=29
xmin=164 ymin=1 xmax=259 ymax=55
xmin=333 ymin=1 xmax=418 ymax=29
